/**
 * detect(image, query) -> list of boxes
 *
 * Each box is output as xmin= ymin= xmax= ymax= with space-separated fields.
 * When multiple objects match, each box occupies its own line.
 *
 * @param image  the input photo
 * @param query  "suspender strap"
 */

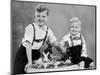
xmin=32 ymin=24 xmax=35 ymax=45
xmin=31 ymin=24 xmax=48 ymax=46
xmin=80 ymin=34 xmax=83 ymax=45
xmin=70 ymin=34 xmax=83 ymax=46
xmin=42 ymin=27 xmax=48 ymax=45
xmin=70 ymin=36 xmax=74 ymax=46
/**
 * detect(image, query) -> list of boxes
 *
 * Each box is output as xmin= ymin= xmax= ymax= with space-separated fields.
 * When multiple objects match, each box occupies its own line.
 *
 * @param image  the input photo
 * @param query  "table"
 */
xmin=26 ymin=64 xmax=81 ymax=73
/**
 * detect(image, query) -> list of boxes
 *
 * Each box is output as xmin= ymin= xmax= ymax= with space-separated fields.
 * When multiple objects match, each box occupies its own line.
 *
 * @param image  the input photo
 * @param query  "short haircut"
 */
xmin=69 ymin=17 xmax=82 ymax=25
xmin=35 ymin=5 xmax=49 ymax=16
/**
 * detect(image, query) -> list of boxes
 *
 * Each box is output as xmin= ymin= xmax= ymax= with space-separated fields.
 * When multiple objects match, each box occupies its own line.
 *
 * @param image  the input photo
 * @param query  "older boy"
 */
xmin=13 ymin=5 xmax=61 ymax=74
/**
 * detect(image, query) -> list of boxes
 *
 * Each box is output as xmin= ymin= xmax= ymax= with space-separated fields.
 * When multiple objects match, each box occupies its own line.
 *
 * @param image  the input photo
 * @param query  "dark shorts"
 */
xmin=71 ymin=56 xmax=93 ymax=68
xmin=13 ymin=45 xmax=41 ymax=74
xmin=68 ymin=45 xmax=93 ymax=68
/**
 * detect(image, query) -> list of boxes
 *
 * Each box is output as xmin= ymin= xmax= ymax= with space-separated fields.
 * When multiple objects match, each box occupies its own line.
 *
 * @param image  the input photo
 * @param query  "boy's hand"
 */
xmin=60 ymin=45 xmax=66 ymax=53
xmin=24 ymin=62 xmax=32 ymax=72
xmin=65 ymin=59 xmax=71 ymax=64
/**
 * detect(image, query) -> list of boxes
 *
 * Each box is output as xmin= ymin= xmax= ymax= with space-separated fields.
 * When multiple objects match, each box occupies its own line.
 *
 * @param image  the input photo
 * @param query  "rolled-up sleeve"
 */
xmin=22 ymin=24 xmax=34 ymax=46
xmin=81 ymin=36 xmax=88 ymax=57
xmin=48 ymin=28 xmax=57 ymax=44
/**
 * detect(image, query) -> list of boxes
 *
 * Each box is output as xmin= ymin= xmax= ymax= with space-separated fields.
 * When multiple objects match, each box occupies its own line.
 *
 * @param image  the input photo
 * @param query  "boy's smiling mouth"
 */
xmin=38 ymin=19 xmax=45 ymax=23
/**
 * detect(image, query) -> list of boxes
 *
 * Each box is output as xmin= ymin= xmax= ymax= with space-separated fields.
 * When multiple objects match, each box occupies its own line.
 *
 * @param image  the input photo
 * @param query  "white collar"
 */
xmin=33 ymin=23 xmax=48 ymax=31
xmin=69 ymin=32 xmax=81 ymax=38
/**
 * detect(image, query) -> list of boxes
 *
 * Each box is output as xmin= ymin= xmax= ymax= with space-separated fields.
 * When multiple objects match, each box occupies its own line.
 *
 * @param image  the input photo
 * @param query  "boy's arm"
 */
xmin=60 ymin=35 xmax=70 ymax=53
xmin=22 ymin=24 xmax=34 ymax=65
xmin=25 ymin=43 xmax=32 ymax=65
xmin=53 ymin=41 xmax=62 ymax=52
xmin=47 ymin=28 xmax=62 ymax=52
xmin=81 ymin=36 xmax=88 ymax=57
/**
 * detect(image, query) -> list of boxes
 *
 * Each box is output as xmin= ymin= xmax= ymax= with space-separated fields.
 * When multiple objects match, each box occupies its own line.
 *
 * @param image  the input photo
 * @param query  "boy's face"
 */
xmin=70 ymin=22 xmax=81 ymax=35
xmin=35 ymin=10 xmax=48 ymax=26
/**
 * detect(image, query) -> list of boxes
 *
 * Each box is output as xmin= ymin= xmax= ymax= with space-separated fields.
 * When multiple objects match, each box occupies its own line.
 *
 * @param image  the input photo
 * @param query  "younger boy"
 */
xmin=60 ymin=17 xmax=94 ymax=69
